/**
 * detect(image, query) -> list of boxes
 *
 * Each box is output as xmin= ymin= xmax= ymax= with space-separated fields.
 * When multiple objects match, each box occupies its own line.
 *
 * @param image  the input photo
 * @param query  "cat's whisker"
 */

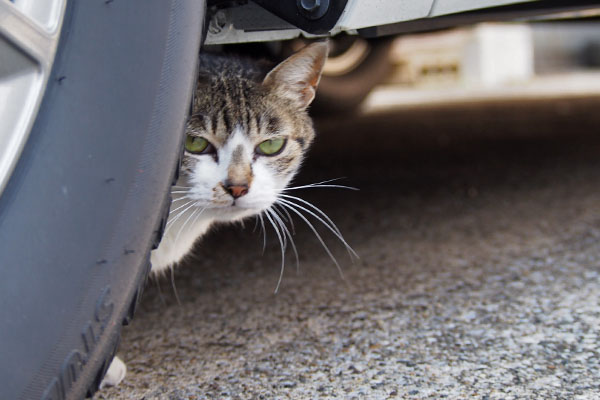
xmin=279 ymin=194 xmax=358 ymax=260
xmin=282 ymin=178 xmax=358 ymax=192
xmin=169 ymin=200 xmax=194 ymax=215
xmin=170 ymin=267 xmax=181 ymax=306
xmin=190 ymin=206 xmax=206 ymax=230
xmin=273 ymin=203 xmax=295 ymax=234
xmin=279 ymin=194 xmax=342 ymax=236
xmin=283 ymin=184 xmax=358 ymax=191
xmin=263 ymin=209 xmax=286 ymax=294
xmin=277 ymin=198 xmax=358 ymax=260
xmin=276 ymin=200 xmax=346 ymax=282
xmin=269 ymin=212 xmax=287 ymax=264
xmin=258 ymin=214 xmax=267 ymax=254
xmin=171 ymin=185 xmax=191 ymax=189
xmin=286 ymin=177 xmax=345 ymax=188
xmin=170 ymin=190 xmax=194 ymax=194
xmin=165 ymin=209 xmax=191 ymax=230
xmin=170 ymin=196 xmax=193 ymax=203
xmin=266 ymin=208 xmax=287 ymax=252
xmin=271 ymin=208 xmax=296 ymax=254
xmin=271 ymin=204 xmax=287 ymax=222
xmin=271 ymin=206 xmax=300 ymax=274
xmin=175 ymin=205 xmax=205 ymax=243
xmin=165 ymin=201 xmax=198 ymax=236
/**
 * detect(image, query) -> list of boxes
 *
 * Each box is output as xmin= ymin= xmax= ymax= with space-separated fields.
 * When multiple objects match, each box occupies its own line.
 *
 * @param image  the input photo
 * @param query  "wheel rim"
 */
xmin=0 ymin=0 xmax=67 ymax=196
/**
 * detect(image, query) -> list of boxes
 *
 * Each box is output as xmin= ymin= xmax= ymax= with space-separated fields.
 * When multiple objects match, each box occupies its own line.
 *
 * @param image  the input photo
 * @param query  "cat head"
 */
xmin=179 ymin=41 xmax=328 ymax=222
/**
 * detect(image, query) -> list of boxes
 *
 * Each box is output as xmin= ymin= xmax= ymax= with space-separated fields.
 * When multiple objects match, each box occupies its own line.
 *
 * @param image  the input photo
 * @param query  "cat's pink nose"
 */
xmin=225 ymin=183 xmax=249 ymax=199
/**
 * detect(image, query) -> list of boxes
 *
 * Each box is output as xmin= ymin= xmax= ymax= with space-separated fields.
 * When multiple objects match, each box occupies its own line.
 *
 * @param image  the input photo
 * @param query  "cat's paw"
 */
xmin=99 ymin=356 xmax=127 ymax=389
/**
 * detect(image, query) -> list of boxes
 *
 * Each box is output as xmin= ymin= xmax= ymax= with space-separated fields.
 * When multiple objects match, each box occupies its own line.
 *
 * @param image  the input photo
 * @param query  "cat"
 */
xmin=100 ymin=41 xmax=330 ymax=389
xmin=150 ymin=41 xmax=329 ymax=272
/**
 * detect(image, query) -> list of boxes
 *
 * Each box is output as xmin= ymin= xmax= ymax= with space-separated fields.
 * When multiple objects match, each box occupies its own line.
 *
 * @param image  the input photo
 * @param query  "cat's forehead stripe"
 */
xmin=206 ymin=77 xmax=258 ymax=140
xmin=230 ymin=145 xmax=245 ymax=164
xmin=223 ymin=109 xmax=233 ymax=134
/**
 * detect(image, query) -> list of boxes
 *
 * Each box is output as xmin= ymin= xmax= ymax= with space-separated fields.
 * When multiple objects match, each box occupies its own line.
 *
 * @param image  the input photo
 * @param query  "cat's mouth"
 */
xmin=209 ymin=192 xmax=271 ymax=213
xmin=213 ymin=199 xmax=257 ymax=211
xmin=230 ymin=201 xmax=261 ymax=212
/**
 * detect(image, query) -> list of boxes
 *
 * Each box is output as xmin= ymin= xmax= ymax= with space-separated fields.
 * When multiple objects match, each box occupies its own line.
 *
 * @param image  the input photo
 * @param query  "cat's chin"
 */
xmin=210 ymin=204 xmax=263 ymax=221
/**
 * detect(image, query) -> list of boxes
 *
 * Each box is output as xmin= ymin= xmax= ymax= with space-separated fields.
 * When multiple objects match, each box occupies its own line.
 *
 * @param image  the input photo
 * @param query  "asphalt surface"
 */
xmin=97 ymin=95 xmax=600 ymax=400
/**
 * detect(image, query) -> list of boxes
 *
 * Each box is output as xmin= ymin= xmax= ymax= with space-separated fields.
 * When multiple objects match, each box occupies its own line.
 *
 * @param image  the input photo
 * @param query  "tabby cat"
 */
xmin=150 ymin=41 xmax=329 ymax=272
xmin=101 ymin=41 xmax=330 ymax=388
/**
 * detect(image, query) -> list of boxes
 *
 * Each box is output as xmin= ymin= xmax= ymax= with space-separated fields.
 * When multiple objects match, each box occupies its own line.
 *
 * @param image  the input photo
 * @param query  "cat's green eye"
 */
xmin=256 ymin=138 xmax=286 ymax=156
xmin=185 ymin=135 xmax=210 ymax=154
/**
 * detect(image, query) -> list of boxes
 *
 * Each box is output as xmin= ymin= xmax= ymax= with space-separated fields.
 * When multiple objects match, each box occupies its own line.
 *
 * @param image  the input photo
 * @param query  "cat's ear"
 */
xmin=263 ymin=41 xmax=329 ymax=110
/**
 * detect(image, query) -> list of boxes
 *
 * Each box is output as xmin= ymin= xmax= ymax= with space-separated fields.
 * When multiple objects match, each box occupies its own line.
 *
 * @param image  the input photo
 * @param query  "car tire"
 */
xmin=0 ymin=1 xmax=204 ymax=399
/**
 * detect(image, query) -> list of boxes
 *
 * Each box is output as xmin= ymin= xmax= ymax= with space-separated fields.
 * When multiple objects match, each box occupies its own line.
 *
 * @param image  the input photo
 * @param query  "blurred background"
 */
xmin=361 ymin=20 xmax=600 ymax=110
xmin=308 ymin=19 xmax=600 ymax=113
xmin=307 ymin=17 xmax=600 ymax=165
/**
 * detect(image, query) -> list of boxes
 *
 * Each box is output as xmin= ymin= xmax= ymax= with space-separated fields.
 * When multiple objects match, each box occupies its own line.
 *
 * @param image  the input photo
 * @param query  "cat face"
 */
xmin=178 ymin=42 xmax=328 ymax=222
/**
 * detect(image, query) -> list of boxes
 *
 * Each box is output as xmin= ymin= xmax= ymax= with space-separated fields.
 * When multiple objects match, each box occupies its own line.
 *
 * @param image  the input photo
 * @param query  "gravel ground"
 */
xmin=97 ymin=96 xmax=600 ymax=400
